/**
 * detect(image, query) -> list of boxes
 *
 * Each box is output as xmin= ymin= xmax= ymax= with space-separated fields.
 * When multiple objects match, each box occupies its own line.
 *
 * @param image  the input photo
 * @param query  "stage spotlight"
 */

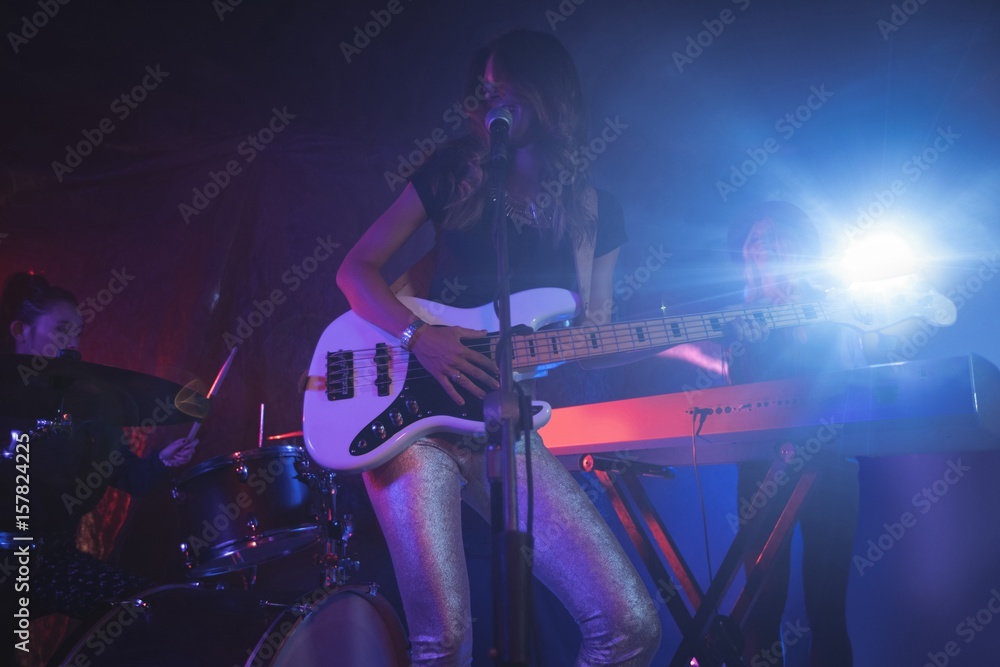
xmin=839 ymin=231 xmax=918 ymax=284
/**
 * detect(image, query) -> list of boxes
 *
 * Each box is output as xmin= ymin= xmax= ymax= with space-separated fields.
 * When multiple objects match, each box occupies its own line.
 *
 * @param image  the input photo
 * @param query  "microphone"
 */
xmin=485 ymin=106 xmax=513 ymax=166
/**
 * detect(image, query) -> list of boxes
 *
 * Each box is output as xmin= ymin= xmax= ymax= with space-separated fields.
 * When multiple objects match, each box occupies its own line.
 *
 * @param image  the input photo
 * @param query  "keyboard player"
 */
xmin=721 ymin=202 xmax=864 ymax=667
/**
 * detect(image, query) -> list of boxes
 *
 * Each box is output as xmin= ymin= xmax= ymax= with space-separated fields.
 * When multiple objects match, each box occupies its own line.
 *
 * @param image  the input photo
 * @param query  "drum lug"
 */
xmin=128 ymin=596 xmax=151 ymax=613
xmin=368 ymin=582 xmax=379 ymax=597
xmin=235 ymin=458 xmax=249 ymax=483
xmin=294 ymin=457 xmax=311 ymax=475
xmin=179 ymin=542 xmax=193 ymax=568
xmin=295 ymin=457 xmax=315 ymax=486
xmin=341 ymin=515 xmax=353 ymax=543
xmin=247 ymin=514 xmax=259 ymax=534
xmin=171 ymin=486 xmax=185 ymax=502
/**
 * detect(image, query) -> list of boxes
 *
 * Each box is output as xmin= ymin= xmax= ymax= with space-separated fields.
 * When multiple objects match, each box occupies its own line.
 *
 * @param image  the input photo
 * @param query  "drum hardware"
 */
xmin=53 ymin=583 xmax=411 ymax=666
xmin=173 ymin=445 xmax=322 ymax=577
xmin=266 ymin=429 xmax=304 ymax=442
xmin=3 ymin=413 xmax=74 ymax=460
xmin=243 ymin=564 xmax=258 ymax=590
xmin=319 ymin=511 xmax=361 ymax=588
xmin=124 ymin=595 xmax=152 ymax=613
xmin=236 ymin=458 xmax=250 ymax=482
xmin=259 ymin=600 xmax=312 ymax=615
xmin=297 ymin=465 xmax=361 ymax=588
xmin=258 ymin=401 xmax=265 ymax=447
xmin=3 ymin=352 xmax=77 ymax=456
xmin=29 ymin=412 xmax=74 ymax=439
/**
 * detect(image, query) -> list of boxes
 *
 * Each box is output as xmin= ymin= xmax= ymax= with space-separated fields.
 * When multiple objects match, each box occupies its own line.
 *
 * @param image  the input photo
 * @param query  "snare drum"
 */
xmin=54 ymin=583 xmax=410 ymax=666
xmin=172 ymin=446 xmax=320 ymax=576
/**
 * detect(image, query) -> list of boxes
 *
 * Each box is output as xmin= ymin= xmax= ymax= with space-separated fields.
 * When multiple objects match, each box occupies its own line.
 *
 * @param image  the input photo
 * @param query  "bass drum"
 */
xmin=54 ymin=584 xmax=410 ymax=667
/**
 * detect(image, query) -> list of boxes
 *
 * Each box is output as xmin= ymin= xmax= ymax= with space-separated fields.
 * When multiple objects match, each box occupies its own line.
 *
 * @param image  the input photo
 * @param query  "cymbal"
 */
xmin=0 ymin=354 xmax=210 ymax=426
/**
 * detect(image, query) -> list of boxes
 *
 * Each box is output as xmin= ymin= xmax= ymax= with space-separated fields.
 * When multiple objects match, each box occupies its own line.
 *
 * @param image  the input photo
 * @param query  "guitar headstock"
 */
xmin=825 ymin=276 xmax=957 ymax=332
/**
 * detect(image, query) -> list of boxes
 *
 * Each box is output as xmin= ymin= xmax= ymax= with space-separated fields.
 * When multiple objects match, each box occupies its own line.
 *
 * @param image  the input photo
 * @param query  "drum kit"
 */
xmin=2 ymin=351 xmax=409 ymax=666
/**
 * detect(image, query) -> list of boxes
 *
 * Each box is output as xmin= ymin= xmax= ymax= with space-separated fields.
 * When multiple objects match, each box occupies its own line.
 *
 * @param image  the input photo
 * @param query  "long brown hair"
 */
xmin=433 ymin=30 xmax=595 ymax=246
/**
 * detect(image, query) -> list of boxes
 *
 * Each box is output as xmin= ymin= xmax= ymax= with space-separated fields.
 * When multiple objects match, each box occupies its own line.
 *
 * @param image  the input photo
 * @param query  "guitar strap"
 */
xmin=572 ymin=188 xmax=599 ymax=321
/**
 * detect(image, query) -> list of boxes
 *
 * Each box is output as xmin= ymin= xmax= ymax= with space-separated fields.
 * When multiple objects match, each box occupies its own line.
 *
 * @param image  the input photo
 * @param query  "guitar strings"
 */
xmin=334 ymin=304 xmax=841 ymax=384
xmin=334 ymin=307 xmax=840 ymax=384
xmin=325 ymin=302 xmax=869 ymax=386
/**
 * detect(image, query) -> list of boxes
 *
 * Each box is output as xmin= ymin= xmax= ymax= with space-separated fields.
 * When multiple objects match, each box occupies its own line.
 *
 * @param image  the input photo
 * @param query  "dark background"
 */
xmin=2 ymin=0 xmax=999 ymax=664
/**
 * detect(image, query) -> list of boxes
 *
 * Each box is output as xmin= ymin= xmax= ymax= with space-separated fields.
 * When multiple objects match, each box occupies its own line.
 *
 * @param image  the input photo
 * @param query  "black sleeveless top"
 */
xmin=410 ymin=144 xmax=627 ymax=309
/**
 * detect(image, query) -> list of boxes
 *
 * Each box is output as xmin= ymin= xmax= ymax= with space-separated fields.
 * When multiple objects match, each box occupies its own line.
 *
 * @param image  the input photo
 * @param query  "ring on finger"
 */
xmin=451 ymin=372 xmax=463 ymax=382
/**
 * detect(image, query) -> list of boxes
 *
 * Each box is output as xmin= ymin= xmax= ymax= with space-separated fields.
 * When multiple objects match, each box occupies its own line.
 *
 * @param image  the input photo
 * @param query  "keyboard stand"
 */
xmin=592 ymin=454 xmax=817 ymax=667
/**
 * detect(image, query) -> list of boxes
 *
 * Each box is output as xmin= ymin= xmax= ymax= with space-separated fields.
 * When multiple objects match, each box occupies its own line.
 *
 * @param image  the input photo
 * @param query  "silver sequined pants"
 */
xmin=363 ymin=432 xmax=662 ymax=666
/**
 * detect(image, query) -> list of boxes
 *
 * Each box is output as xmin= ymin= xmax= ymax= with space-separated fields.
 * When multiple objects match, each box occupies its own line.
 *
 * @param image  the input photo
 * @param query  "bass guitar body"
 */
xmin=302 ymin=288 xmax=577 ymax=472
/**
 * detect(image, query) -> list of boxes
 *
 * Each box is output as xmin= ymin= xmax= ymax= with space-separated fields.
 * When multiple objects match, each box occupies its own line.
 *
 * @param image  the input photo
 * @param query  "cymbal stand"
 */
xmin=4 ymin=348 xmax=82 ymax=457
xmin=3 ymin=412 xmax=73 ymax=459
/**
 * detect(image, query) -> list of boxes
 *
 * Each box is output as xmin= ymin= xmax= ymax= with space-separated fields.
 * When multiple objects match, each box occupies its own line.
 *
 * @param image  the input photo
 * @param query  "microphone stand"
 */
xmin=483 ymin=107 xmax=533 ymax=667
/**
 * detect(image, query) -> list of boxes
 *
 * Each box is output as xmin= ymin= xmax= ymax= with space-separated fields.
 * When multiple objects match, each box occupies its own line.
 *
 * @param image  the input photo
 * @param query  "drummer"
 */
xmin=0 ymin=272 xmax=197 ymax=659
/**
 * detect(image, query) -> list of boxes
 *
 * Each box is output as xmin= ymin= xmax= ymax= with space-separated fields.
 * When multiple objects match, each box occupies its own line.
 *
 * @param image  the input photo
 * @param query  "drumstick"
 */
xmin=186 ymin=347 xmax=238 ymax=441
xmin=258 ymin=402 xmax=264 ymax=448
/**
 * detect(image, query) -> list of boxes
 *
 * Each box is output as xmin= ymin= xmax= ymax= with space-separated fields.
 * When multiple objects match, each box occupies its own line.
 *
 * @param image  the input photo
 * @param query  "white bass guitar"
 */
xmin=303 ymin=283 xmax=956 ymax=472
